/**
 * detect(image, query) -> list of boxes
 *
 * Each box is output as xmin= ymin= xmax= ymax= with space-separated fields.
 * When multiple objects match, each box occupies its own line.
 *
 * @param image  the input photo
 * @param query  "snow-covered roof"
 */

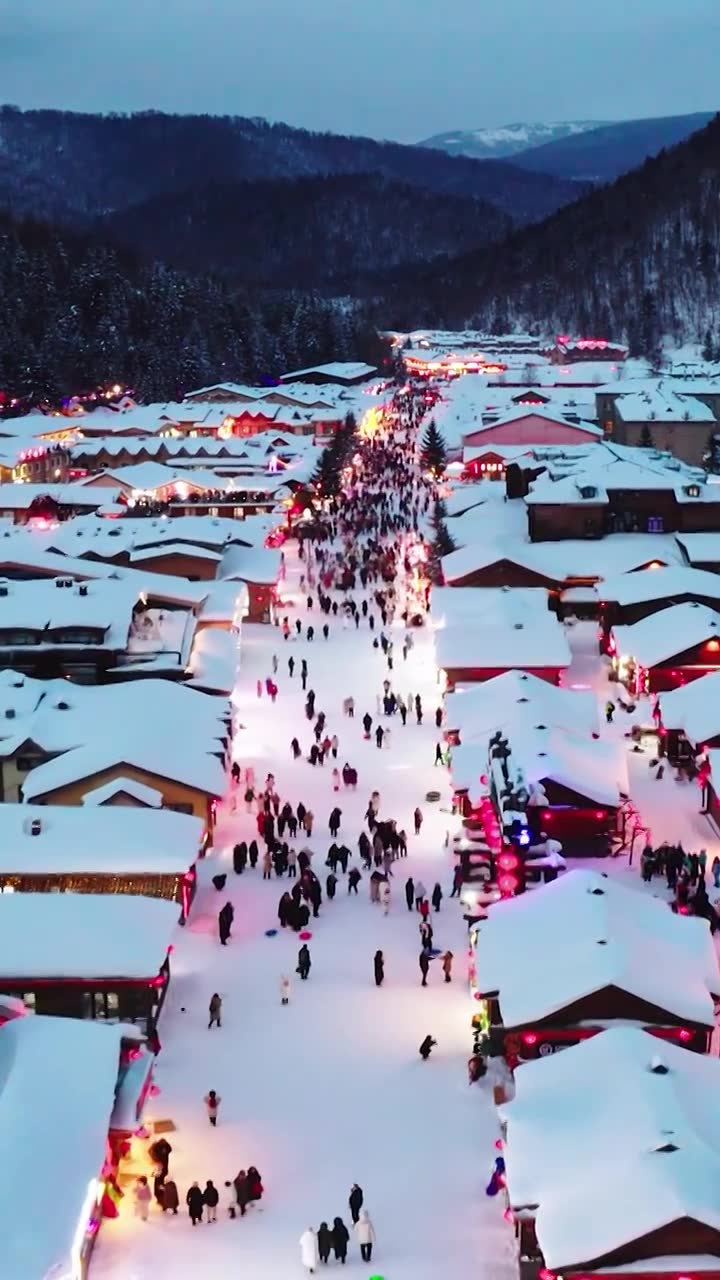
xmin=676 ymin=533 xmax=720 ymax=564
xmin=613 ymin=602 xmax=720 ymax=667
xmin=187 ymin=626 xmax=238 ymax=695
xmin=0 ymin=803 xmax=202 ymax=872
xmin=82 ymin=776 xmax=164 ymax=806
xmin=219 ymin=542 xmax=281 ymax=584
xmin=0 ymin=577 xmax=137 ymax=649
xmin=444 ymin=671 xmax=598 ymax=739
xmin=478 ymin=869 xmax=720 ymax=1028
xmin=463 ymin=405 xmax=603 ymax=440
xmin=600 ymin=565 xmax=720 ymax=607
xmin=21 ymin=735 xmax=226 ymax=801
xmin=500 ymin=1027 xmax=720 ymax=1270
xmin=279 ymin=361 xmax=377 ymax=382
xmin=432 ymin=589 xmax=570 ymax=672
xmin=615 ymin=389 xmax=716 ymax=424
xmin=0 ymin=893 xmax=179 ymax=976
xmin=0 ymin=1016 xmax=128 ymax=1280
xmin=452 ymin=726 xmax=625 ymax=807
xmin=657 ymin=672 xmax=720 ymax=744
xmin=0 ymin=482 xmax=122 ymax=511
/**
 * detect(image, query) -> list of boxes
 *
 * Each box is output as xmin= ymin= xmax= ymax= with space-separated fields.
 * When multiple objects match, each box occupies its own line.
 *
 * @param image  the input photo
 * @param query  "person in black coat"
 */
xmin=348 ymin=866 xmax=362 ymax=894
xmin=233 ymin=842 xmax=247 ymax=875
xmin=203 ymin=1180 xmax=219 ymax=1222
xmin=374 ymin=950 xmax=384 ymax=987
xmin=318 ymin=1221 xmax=332 ymax=1264
xmin=248 ymin=839 xmax=259 ymax=868
xmin=332 ymin=1216 xmax=350 ymax=1263
xmin=432 ymin=883 xmax=443 ymax=912
xmin=419 ymin=951 xmax=430 ymax=986
xmin=326 ymin=872 xmax=337 ymax=899
xmin=348 ymin=1182 xmax=364 ymax=1223
xmin=419 ymin=1034 xmax=437 ymax=1060
xmin=278 ymin=892 xmax=292 ymax=929
xmin=186 ymin=1182 xmax=204 ymax=1225
xmin=297 ymin=944 xmax=311 ymax=980
xmin=405 ymin=877 xmax=415 ymax=912
xmin=218 ymin=901 xmax=234 ymax=945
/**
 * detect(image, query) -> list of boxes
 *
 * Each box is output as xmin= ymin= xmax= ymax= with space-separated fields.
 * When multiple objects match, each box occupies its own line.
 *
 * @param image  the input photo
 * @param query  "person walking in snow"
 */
xmin=419 ymin=1034 xmax=437 ymax=1060
xmin=374 ymin=949 xmax=385 ymax=986
xmin=405 ymin=876 xmax=415 ymax=911
xmin=203 ymin=1180 xmax=219 ymax=1222
xmin=332 ymin=1217 xmax=350 ymax=1264
xmin=419 ymin=951 xmax=430 ymax=987
xmin=204 ymin=1090 xmax=221 ymax=1126
xmin=134 ymin=1176 xmax=152 ymax=1221
xmin=218 ymin=901 xmax=234 ymax=945
xmin=414 ymin=878 xmax=426 ymax=910
xmin=415 ymin=694 xmax=423 ymax=725
xmin=432 ymin=882 xmax=443 ymax=912
xmin=300 ymin=1227 xmax=319 ymax=1274
xmin=186 ymin=1182 xmax=204 ymax=1226
xmin=297 ymin=943 xmax=311 ymax=980
xmin=348 ymin=1182 xmax=364 ymax=1224
xmin=379 ymin=880 xmax=391 ymax=914
xmin=605 ymin=700 xmax=615 ymax=723
xmin=414 ymin=806 xmax=423 ymax=835
xmin=442 ymin=950 xmax=454 ymax=983
xmin=355 ymin=1209 xmax=376 ymax=1263
xmin=318 ymin=1222 xmax=332 ymax=1265
xmin=280 ymin=974 xmax=291 ymax=1005
xmin=348 ymin=866 xmax=362 ymax=894
xmin=208 ymin=993 xmax=222 ymax=1029
xmin=375 ymin=724 xmax=384 ymax=749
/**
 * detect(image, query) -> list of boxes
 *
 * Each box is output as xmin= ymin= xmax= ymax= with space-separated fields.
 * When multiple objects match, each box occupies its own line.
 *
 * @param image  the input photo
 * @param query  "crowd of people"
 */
xmin=132 ymin=1138 xmax=264 ymax=1228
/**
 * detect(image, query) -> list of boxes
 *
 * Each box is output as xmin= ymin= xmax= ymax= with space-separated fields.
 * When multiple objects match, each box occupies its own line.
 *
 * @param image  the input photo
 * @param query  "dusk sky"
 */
xmin=1 ymin=0 xmax=718 ymax=143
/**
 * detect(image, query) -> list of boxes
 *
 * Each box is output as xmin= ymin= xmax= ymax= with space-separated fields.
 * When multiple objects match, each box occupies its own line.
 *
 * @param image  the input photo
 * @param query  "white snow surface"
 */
xmin=0 ymin=802 xmax=202 ymax=873
xmin=500 ymin=1027 xmax=720 ymax=1269
xmin=91 ymin=546 xmax=517 ymax=1280
xmin=0 ymin=893 xmax=178 ymax=977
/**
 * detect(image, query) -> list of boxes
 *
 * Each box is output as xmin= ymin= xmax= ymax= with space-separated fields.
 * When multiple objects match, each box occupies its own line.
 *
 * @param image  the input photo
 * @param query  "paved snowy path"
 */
xmin=93 ymin=548 xmax=516 ymax=1280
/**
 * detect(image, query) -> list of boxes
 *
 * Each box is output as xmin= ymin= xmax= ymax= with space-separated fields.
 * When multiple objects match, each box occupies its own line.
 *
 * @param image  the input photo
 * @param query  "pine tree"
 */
xmin=420 ymin=420 xmax=447 ymax=477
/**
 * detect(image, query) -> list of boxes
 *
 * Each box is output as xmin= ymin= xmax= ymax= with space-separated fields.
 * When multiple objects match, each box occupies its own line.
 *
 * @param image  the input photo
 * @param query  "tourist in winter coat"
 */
xmin=318 ymin=1221 xmax=333 ymax=1264
xmin=362 ymin=712 xmax=373 ymax=737
xmin=246 ymin=1167 xmax=263 ymax=1204
xmin=249 ymin=839 xmax=259 ymax=868
xmin=186 ymin=1182 xmax=204 ymax=1225
xmin=432 ymin=883 xmax=443 ymax=911
xmin=355 ymin=1209 xmax=376 ymax=1262
xmin=232 ymin=842 xmax=247 ymax=875
xmin=332 ymin=1217 xmax=350 ymax=1262
xmin=208 ymin=993 xmax=222 ymax=1029
xmin=280 ymin=974 xmax=291 ymax=1005
xmin=414 ymin=879 xmax=426 ymax=909
xmin=374 ymin=950 xmax=385 ymax=986
xmin=348 ymin=866 xmax=362 ymax=894
xmin=134 ymin=1176 xmax=152 ymax=1221
xmin=348 ymin=1183 xmax=364 ymax=1223
xmin=161 ymin=1179 xmax=179 ymax=1213
xmin=278 ymin=892 xmax=292 ymax=928
xmin=419 ymin=951 xmax=430 ymax=987
xmin=262 ymin=850 xmax=272 ymax=880
xmin=326 ymin=871 xmax=337 ymax=899
xmin=303 ymin=810 xmax=314 ymax=836
xmin=297 ymin=943 xmax=311 ymax=980
xmin=414 ymin=806 xmax=423 ymax=835
xmin=379 ymin=880 xmax=391 ymax=914
xmin=218 ymin=901 xmax=234 ymax=945
xmin=375 ymin=725 xmax=384 ymax=749
xmin=291 ymin=737 xmax=301 ymax=760
xmin=300 ymin=1227 xmax=320 ymax=1273
xmin=233 ymin=1170 xmax=249 ymax=1216
xmin=442 ymin=951 xmax=454 ymax=983
xmin=204 ymin=1090 xmax=221 ymax=1126
xmin=419 ymin=1034 xmax=437 ymax=1060
xmin=405 ymin=877 xmax=415 ymax=911
xmin=329 ymin=807 xmax=342 ymax=838
xmin=203 ymin=1180 xmax=219 ymax=1222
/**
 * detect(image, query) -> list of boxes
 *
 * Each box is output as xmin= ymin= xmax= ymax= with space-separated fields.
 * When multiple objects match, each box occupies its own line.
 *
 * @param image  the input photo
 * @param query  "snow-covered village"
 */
xmin=1 ymin=5 xmax=720 ymax=1276
xmin=1 ymin=328 xmax=720 ymax=1280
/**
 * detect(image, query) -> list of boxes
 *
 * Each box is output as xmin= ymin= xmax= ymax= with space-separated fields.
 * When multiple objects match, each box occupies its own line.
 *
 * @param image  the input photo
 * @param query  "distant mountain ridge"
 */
xmin=418 ymin=121 xmax=605 ymax=160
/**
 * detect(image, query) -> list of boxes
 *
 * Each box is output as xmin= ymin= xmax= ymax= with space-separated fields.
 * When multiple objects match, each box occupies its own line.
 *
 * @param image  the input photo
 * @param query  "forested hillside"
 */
xmin=0 ymin=210 xmax=385 ymax=403
xmin=100 ymin=173 xmax=511 ymax=291
xmin=384 ymin=113 xmax=720 ymax=356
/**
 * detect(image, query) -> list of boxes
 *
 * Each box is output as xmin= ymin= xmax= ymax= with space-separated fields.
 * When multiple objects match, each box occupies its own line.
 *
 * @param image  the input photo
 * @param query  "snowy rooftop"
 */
xmin=500 ymin=1027 xmax=720 ymax=1270
xmin=219 ymin=542 xmax=282 ymax=584
xmin=612 ymin=602 xmax=720 ymax=667
xmin=464 ymin=405 xmax=603 ymax=440
xmin=0 ymin=1016 xmax=127 ymax=1280
xmin=0 ymin=576 xmax=138 ymax=649
xmin=441 ymin=533 xmax=682 ymax=585
xmin=0 ymin=803 xmax=203 ymax=874
xmin=0 ymin=893 xmax=179 ymax=977
xmin=0 ymin=481 xmax=122 ymax=511
xmin=444 ymin=671 xmax=598 ymax=739
xmin=20 ymin=732 xmax=226 ymax=801
xmin=187 ymin=625 xmax=239 ymax=695
xmin=614 ymin=388 xmax=716 ymax=424
xmin=452 ymin=725 xmax=626 ymax=808
xmin=676 ymin=533 xmax=720 ymax=565
xmin=525 ymin=449 xmax=706 ymax=506
xmin=657 ymin=672 xmax=720 ymax=744
xmin=600 ymin=565 xmax=720 ymax=607
xmin=432 ymin=590 xmax=570 ymax=671
xmin=478 ymin=869 xmax=720 ymax=1028
xmin=279 ymin=361 xmax=377 ymax=382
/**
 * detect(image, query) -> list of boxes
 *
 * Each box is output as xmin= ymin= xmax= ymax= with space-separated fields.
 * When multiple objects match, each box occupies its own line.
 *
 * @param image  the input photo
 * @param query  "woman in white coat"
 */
xmin=355 ymin=1208 xmax=376 ymax=1263
xmin=300 ymin=1226 xmax=319 ymax=1274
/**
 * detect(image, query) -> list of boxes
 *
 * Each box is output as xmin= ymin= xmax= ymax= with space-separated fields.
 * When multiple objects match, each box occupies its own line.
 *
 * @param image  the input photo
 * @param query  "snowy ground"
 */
xmin=93 ymin=546 xmax=517 ymax=1280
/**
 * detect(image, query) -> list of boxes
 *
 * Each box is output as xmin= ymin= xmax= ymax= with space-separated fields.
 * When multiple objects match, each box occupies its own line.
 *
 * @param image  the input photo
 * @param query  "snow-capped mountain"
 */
xmin=418 ymin=121 xmax=606 ymax=160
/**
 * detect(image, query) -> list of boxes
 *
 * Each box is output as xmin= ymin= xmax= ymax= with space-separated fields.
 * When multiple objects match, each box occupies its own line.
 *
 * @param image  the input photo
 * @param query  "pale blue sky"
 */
xmin=0 ymin=0 xmax=717 ymax=141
